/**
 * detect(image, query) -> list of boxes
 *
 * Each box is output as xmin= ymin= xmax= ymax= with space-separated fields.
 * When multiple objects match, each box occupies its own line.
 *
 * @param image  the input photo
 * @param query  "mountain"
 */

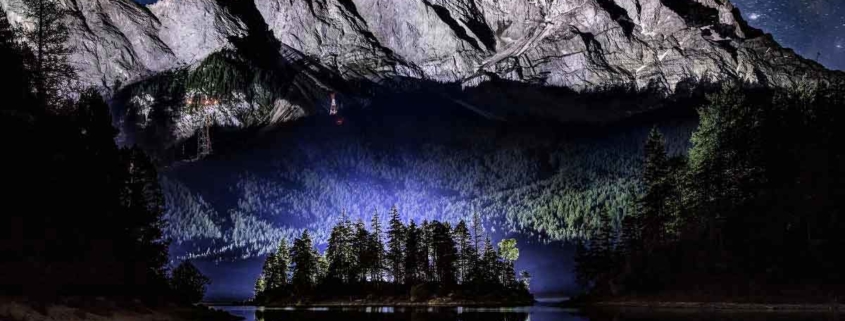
xmin=6 ymin=0 xmax=841 ymax=265
xmin=2 ymin=0 xmax=840 ymax=150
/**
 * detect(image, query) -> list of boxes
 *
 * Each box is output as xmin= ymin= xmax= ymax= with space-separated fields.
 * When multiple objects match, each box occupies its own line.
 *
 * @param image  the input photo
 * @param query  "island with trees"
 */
xmin=252 ymin=209 xmax=534 ymax=306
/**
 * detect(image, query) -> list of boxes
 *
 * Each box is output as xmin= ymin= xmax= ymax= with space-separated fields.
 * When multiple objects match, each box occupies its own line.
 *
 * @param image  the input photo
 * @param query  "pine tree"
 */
xmin=368 ymin=211 xmax=384 ymax=282
xmin=432 ymin=222 xmax=458 ymax=286
xmin=471 ymin=212 xmax=482 ymax=252
xmin=256 ymin=253 xmax=277 ymax=294
xmin=573 ymin=239 xmax=592 ymax=289
xmin=640 ymin=127 xmax=670 ymax=248
xmin=267 ymin=238 xmax=290 ymax=289
xmin=453 ymin=220 xmax=472 ymax=283
xmin=21 ymin=0 xmax=75 ymax=107
xmin=688 ymin=84 xmax=765 ymax=243
xmin=420 ymin=220 xmax=434 ymax=282
xmin=386 ymin=205 xmax=405 ymax=284
xmin=480 ymin=237 xmax=499 ymax=285
xmin=0 ymin=6 xmax=32 ymax=111
xmin=120 ymin=146 xmax=169 ymax=290
xmin=170 ymin=260 xmax=211 ymax=304
xmin=253 ymin=273 xmax=266 ymax=297
xmin=291 ymin=230 xmax=317 ymax=290
xmin=352 ymin=219 xmax=371 ymax=282
xmin=403 ymin=220 xmax=421 ymax=284
xmin=579 ymin=206 xmax=619 ymax=292
xmin=326 ymin=220 xmax=351 ymax=283
xmin=315 ymin=251 xmax=329 ymax=282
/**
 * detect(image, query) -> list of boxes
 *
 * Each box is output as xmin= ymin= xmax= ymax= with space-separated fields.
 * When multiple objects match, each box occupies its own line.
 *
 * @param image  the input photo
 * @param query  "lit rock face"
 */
xmin=0 ymin=0 xmax=246 ymax=90
xmin=259 ymin=0 xmax=833 ymax=91
xmin=1 ymin=0 xmax=838 ymax=124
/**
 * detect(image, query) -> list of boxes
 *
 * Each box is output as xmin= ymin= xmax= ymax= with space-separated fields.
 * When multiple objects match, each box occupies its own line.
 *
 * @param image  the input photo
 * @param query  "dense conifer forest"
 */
xmin=252 ymin=208 xmax=533 ymax=305
xmin=160 ymin=93 xmax=697 ymax=261
xmin=0 ymin=5 xmax=210 ymax=305
xmin=574 ymin=82 xmax=845 ymax=302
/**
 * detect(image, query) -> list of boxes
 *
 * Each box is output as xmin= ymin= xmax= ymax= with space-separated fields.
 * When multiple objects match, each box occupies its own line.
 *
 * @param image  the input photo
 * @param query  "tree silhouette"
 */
xmin=252 ymin=210 xmax=532 ymax=304
xmin=453 ymin=220 xmax=472 ymax=283
xmin=170 ymin=261 xmax=211 ymax=304
xmin=21 ymin=0 xmax=75 ymax=107
xmin=291 ymin=230 xmax=317 ymax=290
xmin=386 ymin=206 xmax=405 ymax=284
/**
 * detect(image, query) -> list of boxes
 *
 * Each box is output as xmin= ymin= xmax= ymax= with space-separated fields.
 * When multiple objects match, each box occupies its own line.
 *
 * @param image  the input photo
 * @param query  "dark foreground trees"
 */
xmin=575 ymin=82 xmax=845 ymax=302
xmin=253 ymin=210 xmax=533 ymax=304
xmin=0 ymin=6 xmax=207 ymax=303
xmin=171 ymin=261 xmax=211 ymax=304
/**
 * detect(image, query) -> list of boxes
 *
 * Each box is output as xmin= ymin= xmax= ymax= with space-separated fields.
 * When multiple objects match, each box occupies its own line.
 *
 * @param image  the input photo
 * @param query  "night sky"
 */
xmin=732 ymin=0 xmax=845 ymax=71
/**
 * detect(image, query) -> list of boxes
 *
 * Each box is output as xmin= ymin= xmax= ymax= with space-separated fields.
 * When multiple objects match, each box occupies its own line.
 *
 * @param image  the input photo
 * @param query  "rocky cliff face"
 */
xmin=2 ymin=0 xmax=839 ymax=146
xmin=251 ymin=0 xmax=836 ymax=89
xmin=1 ymin=0 xmax=246 ymax=89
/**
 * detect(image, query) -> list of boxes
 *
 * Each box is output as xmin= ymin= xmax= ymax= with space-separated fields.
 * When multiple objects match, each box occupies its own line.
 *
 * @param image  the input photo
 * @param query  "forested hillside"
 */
xmin=162 ymin=91 xmax=698 ymax=261
xmin=575 ymin=82 xmax=845 ymax=302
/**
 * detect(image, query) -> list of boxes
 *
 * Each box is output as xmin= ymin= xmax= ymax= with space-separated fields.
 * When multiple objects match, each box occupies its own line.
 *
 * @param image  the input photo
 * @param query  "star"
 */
xmin=748 ymin=13 xmax=762 ymax=21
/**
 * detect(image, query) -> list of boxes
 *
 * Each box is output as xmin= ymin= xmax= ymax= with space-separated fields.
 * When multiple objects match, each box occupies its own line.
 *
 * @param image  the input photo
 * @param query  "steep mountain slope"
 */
xmin=0 ymin=0 xmax=246 ymax=89
xmin=3 ymin=0 xmax=842 ymax=156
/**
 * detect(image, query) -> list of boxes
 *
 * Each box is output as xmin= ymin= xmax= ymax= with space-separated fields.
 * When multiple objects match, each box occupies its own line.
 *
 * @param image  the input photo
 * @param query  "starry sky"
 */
xmin=731 ymin=0 xmax=845 ymax=71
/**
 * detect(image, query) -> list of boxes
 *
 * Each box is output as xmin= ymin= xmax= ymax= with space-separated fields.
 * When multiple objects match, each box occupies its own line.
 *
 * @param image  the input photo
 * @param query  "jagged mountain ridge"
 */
xmin=2 ymin=0 xmax=840 ymax=145
xmin=3 ymin=0 xmax=836 ymax=90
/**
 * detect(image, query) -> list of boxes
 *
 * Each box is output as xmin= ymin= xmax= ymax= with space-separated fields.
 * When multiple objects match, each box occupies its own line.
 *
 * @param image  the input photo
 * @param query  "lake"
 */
xmin=212 ymin=305 xmax=841 ymax=321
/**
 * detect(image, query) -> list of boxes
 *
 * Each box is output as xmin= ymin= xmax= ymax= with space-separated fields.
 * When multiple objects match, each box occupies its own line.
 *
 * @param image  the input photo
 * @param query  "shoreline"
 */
xmin=210 ymin=300 xmax=537 ymax=308
xmin=1 ymin=297 xmax=242 ymax=321
xmin=575 ymin=301 xmax=843 ymax=312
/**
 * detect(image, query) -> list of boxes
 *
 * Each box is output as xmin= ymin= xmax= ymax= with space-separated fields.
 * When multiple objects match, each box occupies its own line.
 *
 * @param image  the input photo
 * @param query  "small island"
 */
xmin=251 ymin=209 xmax=534 ymax=306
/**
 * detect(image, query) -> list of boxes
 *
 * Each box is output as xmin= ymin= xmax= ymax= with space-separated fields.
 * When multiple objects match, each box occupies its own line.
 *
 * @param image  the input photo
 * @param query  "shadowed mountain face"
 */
xmin=1 ymin=0 xmax=841 ymax=150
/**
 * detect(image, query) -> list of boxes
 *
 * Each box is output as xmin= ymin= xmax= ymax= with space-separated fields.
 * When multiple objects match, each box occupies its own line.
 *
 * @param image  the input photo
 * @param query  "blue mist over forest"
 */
xmin=157 ymin=91 xmax=698 ymax=300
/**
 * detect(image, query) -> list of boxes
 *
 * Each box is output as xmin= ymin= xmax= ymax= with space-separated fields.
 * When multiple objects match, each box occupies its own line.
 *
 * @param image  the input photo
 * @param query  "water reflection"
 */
xmin=213 ymin=305 xmax=840 ymax=321
xmin=214 ymin=305 xmax=581 ymax=321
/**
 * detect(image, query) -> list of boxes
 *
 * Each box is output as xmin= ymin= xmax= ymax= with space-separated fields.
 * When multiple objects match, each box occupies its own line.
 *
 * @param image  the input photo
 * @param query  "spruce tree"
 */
xmin=120 ymin=146 xmax=169 ymax=290
xmin=480 ymin=237 xmax=499 ymax=285
xmin=256 ymin=253 xmax=277 ymax=294
xmin=403 ymin=220 xmax=421 ymax=284
xmin=315 ymin=252 xmax=329 ymax=282
xmin=253 ymin=273 xmax=266 ymax=298
xmin=640 ymin=127 xmax=670 ymax=248
xmin=0 ymin=6 xmax=32 ymax=111
xmin=368 ymin=211 xmax=384 ymax=282
xmin=267 ymin=238 xmax=290 ymax=289
xmin=352 ymin=219 xmax=371 ymax=282
xmin=21 ymin=0 xmax=75 ymax=107
xmin=291 ymin=230 xmax=317 ymax=290
xmin=386 ymin=206 xmax=405 ymax=284
xmin=453 ymin=220 xmax=472 ymax=283
xmin=420 ymin=220 xmax=434 ymax=282
xmin=432 ymin=222 xmax=458 ymax=286
xmin=326 ymin=221 xmax=351 ymax=283
xmin=170 ymin=261 xmax=211 ymax=304
xmin=471 ymin=212 xmax=482 ymax=252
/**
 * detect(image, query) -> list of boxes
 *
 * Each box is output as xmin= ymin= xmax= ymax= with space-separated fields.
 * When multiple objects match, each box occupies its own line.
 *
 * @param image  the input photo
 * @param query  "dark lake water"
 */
xmin=212 ymin=305 xmax=840 ymax=321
